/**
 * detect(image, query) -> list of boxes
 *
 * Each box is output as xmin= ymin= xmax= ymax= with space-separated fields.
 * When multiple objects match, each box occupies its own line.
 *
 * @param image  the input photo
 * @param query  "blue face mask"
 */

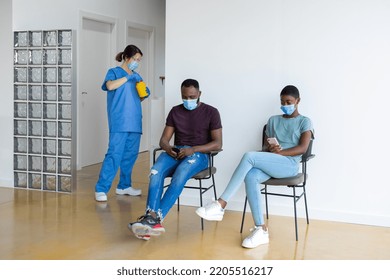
xmin=183 ymin=99 xmax=198 ymax=110
xmin=281 ymin=104 xmax=296 ymax=115
xmin=128 ymin=61 xmax=139 ymax=71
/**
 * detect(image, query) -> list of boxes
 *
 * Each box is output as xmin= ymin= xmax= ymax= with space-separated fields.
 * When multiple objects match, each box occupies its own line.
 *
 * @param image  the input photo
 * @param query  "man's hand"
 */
xmin=167 ymin=147 xmax=180 ymax=159
xmin=176 ymin=147 xmax=195 ymax=159
xmin=168 ymin=147 xmax=195 ymax=159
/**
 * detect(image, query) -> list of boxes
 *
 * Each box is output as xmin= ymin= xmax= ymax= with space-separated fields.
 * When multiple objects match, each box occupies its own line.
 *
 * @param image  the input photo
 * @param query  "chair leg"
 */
xmin=303 ymin=185 xmax=309 ymax=224
xmin=240 ymin=196 xmax=248 ymax=233
xmin=293 ymin=186 xmax=298 ymax=241
xmin=264 ymin=185 xmax=269 ymax=219
xmin=199 ymin=179 xmax=204 ymax=230
xmin=177 ymin=196 xmax=180 ymax=211
xmin=212 ymin=174 xmax=217 ymax=200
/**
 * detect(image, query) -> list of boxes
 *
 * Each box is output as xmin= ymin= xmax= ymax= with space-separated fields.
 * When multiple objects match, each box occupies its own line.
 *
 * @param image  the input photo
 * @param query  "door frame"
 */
xmin=125 ymin=20 xmax=155 ymax=152
xmin=77 ymin=11 xmax=117 ymax=169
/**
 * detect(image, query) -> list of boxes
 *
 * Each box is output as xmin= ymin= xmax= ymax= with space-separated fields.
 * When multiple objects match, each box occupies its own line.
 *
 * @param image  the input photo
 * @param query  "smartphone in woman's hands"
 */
xmin=267 ymin=137 xmax=279 ymax=146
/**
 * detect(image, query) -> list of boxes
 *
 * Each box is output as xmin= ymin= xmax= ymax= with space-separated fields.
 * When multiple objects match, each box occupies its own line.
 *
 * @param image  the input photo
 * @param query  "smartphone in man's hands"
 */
xmin=172 ymin=147 xmax=180 ymax=159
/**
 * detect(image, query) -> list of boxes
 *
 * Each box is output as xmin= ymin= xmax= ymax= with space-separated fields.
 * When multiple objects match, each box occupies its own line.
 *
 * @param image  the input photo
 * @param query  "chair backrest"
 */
xmin=302 ymin=136 xmax=314 ymax=162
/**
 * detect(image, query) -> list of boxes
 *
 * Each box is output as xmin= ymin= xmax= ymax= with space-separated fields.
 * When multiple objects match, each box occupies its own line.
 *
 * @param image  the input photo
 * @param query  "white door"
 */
xmin=127 ymin=26 xmax=153 ymax=152
xmin=79 ymin=18 xmax=114 ymax=168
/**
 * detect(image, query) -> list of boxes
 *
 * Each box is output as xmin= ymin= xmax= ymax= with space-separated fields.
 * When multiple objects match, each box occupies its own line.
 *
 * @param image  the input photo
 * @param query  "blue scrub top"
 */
xmin=101 ymin=67 xmax=142 ymax=133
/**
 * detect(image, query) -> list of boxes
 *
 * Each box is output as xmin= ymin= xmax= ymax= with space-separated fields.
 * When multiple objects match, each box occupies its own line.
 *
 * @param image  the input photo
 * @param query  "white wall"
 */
xmin=4 ymin=0 xmax=389 ymax=228
xmin=166 ymin=0 xmax=390 ymax=227
xmin=0 ymin=0 xmax=166 ymax=183
xmin=0 ymin=0 xmax=13 ymax=187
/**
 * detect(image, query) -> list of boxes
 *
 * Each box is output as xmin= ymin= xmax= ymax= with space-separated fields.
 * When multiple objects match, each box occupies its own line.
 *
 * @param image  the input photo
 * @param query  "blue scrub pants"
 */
xmin=220 ymin=151 xmax=299 ymax=226
xmin=95 ymin=132 xmax=141 ymax=193
xmin=146 ymin=148 xmax=208 ymax=220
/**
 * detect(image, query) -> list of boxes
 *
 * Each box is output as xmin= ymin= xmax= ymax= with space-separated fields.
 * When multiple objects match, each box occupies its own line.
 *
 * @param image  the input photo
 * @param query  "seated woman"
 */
xmin=196 ymin=85 xmax=313 ymax=249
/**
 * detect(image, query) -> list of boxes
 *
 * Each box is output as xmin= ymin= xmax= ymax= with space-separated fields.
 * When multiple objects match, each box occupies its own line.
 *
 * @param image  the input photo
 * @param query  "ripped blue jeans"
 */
xmin=146 ymin=147 xmax=208 ymax=220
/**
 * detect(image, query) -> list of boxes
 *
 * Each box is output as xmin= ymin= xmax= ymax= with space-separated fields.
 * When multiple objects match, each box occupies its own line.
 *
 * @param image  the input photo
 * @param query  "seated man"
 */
xmin=129 ymin=78 xmax=223 ymax=240
xmin=196 ymin=85 xmax=313 ymax=249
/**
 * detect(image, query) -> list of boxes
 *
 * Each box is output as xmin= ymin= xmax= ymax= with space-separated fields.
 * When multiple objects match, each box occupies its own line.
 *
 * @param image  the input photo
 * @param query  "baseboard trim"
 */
xmin=0 ymin=178 xmax=13 ymax=188
xmin=177 ymin=194 xmax=390 ymax=228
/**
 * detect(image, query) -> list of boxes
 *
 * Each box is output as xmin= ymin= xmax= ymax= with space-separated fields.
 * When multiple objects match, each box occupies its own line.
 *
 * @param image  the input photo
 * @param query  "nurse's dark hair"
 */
xmin=280 ymin=85 xmax=300 ymax=99
xmin=181 ymin=79 xmax=199 ymax=90
xmin=115 ymin=45 xmax=143 ymax=62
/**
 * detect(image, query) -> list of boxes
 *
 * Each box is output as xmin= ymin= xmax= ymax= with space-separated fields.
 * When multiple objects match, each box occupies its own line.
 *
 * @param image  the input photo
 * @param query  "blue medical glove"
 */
xmin=145 ymin=87 xmax=150 ymax=97
xmin=133 ymin=72 xmax=142 ymax=82
xmin=126 ymin=72 xmax=142 ymax=83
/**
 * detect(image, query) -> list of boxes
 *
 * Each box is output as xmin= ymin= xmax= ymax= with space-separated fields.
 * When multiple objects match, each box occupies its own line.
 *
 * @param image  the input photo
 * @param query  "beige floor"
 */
xmin=1 ymin=152 xmax=389 ymax=260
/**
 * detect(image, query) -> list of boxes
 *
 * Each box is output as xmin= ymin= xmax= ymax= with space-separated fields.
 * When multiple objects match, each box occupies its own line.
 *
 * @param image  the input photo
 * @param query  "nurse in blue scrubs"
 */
xmin=95 ymin=45 xmax=149 ymax=202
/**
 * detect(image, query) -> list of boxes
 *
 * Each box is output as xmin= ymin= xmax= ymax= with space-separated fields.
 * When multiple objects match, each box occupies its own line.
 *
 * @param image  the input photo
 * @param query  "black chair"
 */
xmin=240 ymin=125 xmax=315 ymax=241
xmin=153 ymin=148 xmax=221 ymax=230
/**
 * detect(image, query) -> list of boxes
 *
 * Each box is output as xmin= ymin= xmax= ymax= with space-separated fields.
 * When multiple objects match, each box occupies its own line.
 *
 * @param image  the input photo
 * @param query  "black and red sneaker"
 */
xmin=127 ymin=222 xmax=151 ymax=241
xmin=129 ymin=214 xmax=165 ymax=236
xmin=135 ymin=234 xmax=151 ymax=241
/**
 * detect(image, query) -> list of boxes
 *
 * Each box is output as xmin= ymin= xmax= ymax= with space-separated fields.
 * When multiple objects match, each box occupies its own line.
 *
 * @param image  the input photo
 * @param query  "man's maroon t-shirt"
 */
xmin=166 ymin=103 xmax=222 ymax=147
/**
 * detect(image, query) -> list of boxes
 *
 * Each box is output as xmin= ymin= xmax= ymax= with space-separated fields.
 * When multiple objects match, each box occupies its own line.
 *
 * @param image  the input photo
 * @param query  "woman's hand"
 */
xmin=126 ymin=72 xmax=142 ymax=82
xmin=268 ymin=143 xmax=283 ymax=154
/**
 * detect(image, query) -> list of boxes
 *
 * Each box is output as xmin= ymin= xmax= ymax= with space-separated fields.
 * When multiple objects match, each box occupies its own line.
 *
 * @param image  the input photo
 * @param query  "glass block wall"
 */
xmin=13 ymin=30 xmax=75 ymax=192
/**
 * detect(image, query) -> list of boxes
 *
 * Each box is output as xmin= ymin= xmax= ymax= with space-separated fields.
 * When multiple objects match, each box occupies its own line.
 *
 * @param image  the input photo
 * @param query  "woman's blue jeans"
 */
xmin=147 ymin=149 xmax=208 ymax=220
xmin=220 ymin=151 xmax=299 ymax=226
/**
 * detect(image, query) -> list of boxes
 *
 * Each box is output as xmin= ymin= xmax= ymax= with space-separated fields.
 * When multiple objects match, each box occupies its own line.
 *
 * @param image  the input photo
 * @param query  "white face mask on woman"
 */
xmin=280 ymin=104 xmax=295 ymax=115
xmin=128 ymin=61 xmax=139 ymax=71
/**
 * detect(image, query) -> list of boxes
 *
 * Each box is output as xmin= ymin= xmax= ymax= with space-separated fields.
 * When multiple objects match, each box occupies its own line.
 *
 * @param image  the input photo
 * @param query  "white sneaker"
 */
xmin=95 ymin=192 xmax=107 ymax=202
xmin=195 ymin=200 xmax=225 ymax=221
xmin=242 ymin=226 xmax=269 ymax=249
xmin=116 ymin=187 xmax=142 ymax=196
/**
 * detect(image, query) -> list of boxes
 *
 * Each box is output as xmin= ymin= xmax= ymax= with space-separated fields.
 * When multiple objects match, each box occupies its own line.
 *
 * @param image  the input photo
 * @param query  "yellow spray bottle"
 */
xmin=136 ymin=81 xmax=149 ymax=98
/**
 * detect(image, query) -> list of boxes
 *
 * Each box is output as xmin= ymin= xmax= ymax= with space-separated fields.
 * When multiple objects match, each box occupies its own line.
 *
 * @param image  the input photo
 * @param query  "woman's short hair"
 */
xmin=280 ymin=85 xmax=300 ymax=98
